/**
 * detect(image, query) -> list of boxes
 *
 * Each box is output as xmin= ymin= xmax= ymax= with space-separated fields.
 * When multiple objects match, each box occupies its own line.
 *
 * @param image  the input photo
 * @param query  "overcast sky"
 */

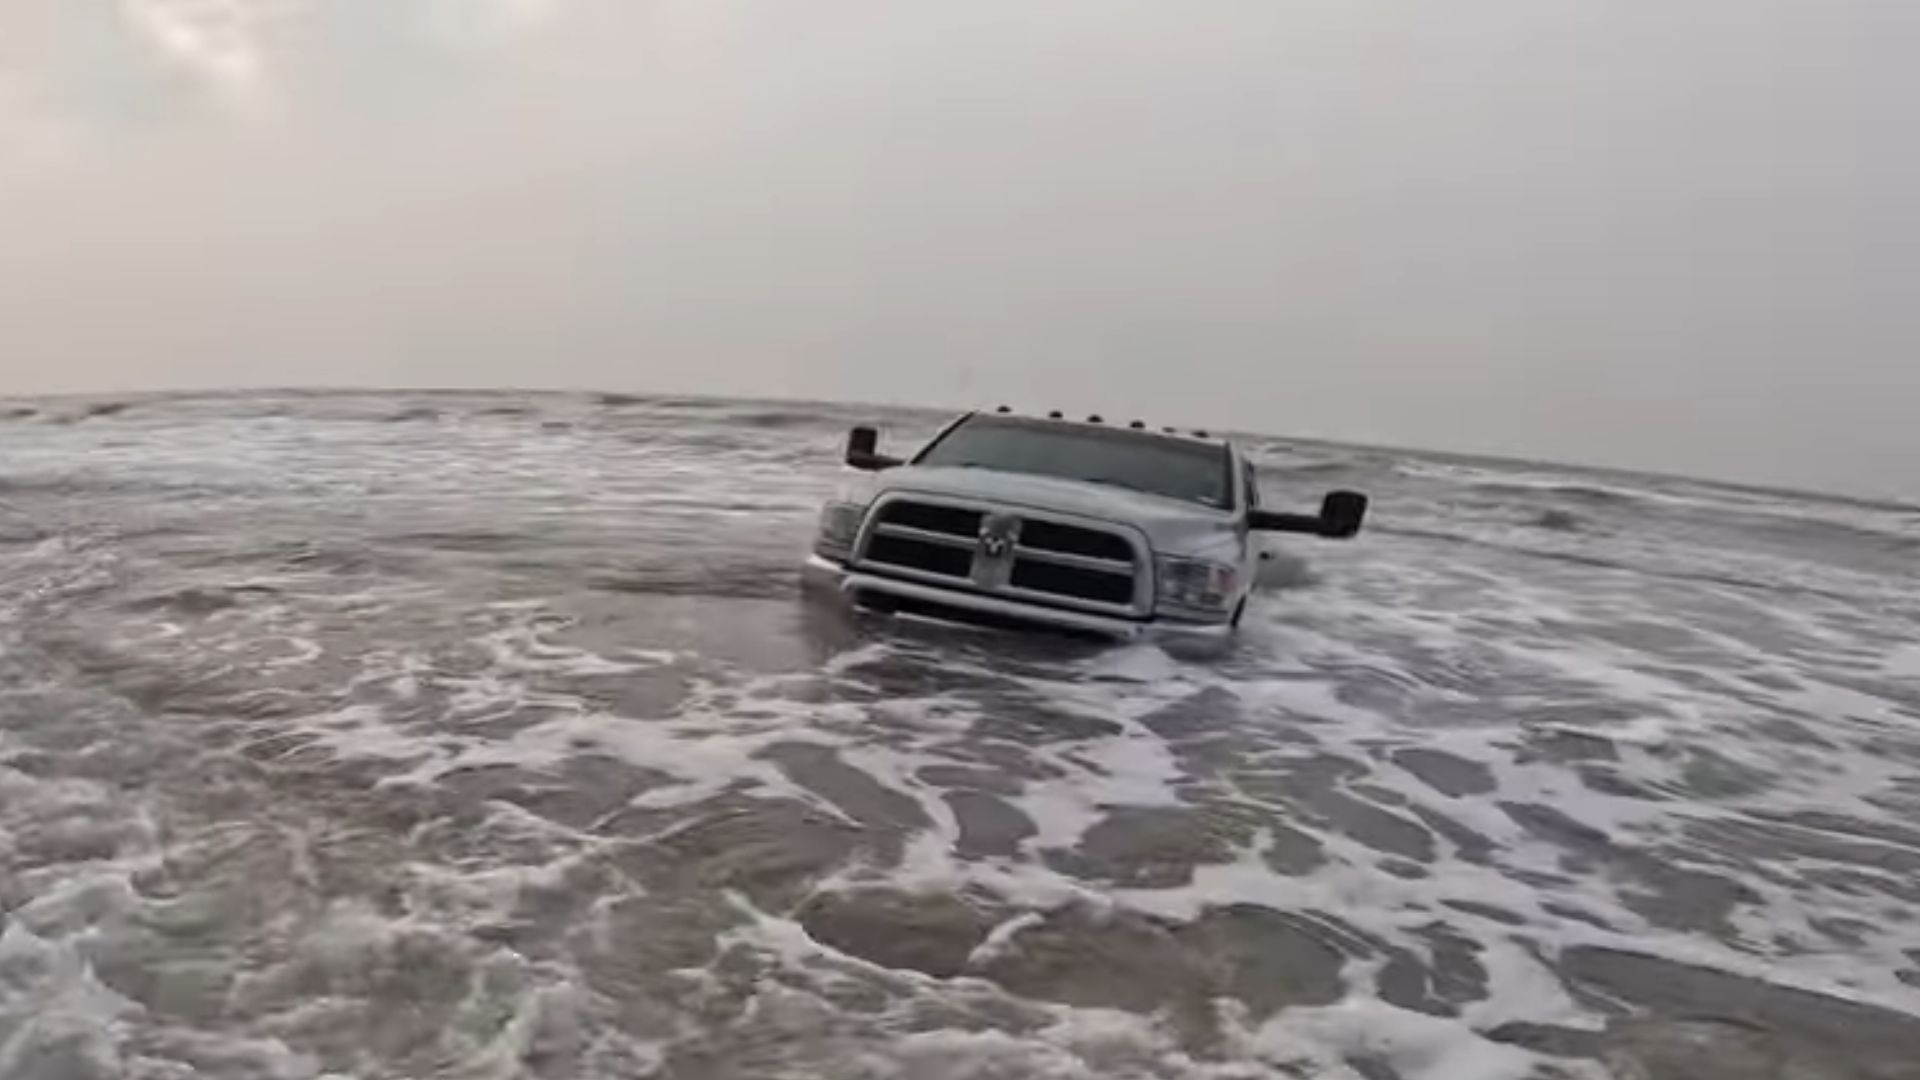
xmin=1 ymin=1 xmax=1913 ymax=495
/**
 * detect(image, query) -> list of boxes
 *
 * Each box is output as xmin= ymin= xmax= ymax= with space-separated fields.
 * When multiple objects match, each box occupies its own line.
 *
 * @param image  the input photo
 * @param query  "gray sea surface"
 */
xmin=2 ymin=391 xmax=1918 ymax=1079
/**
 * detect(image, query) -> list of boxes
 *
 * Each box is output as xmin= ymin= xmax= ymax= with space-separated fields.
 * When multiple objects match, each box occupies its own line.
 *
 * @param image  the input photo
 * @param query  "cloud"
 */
xmin=117 ymin=0 xmax=289 ymax=107
xmin=427 ymin=0 xmax=560 ymax=48
xmin=106 ymin=0 xmax=564 ymax=112
xmin=0 ymin=0 xmax=569 ymax=156
xmin=0 ymin=76 xmax=87 ymax=181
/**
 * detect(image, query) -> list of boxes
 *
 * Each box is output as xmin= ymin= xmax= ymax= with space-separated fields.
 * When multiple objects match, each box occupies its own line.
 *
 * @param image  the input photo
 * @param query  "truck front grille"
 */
xmin=880 ymin=502 xmax=984 ymax=538
xmin=1017 ymin=519 xmax=1135 ymax=563
xmin=857 ymin=497 xmax=1145 ymax=614
xmin=1008 ymin=560 xmax=1135 ymax=605
xmin=864 ymin=533 xmax=974 ymax=579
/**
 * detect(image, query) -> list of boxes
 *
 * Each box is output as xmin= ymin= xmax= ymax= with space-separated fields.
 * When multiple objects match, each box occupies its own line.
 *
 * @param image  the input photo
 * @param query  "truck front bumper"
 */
xmin=802 ymin=555 xmax=1232 ymax=642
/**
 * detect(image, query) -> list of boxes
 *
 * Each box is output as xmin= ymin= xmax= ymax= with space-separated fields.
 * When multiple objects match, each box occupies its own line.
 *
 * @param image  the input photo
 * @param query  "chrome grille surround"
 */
xmin=853 ymin=494 xmax=1151 ymax=617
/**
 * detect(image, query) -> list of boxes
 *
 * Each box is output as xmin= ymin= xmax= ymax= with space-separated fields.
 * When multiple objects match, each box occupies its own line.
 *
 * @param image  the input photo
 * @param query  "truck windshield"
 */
xmin=916 ymin=416 xmax=1232 ymax=508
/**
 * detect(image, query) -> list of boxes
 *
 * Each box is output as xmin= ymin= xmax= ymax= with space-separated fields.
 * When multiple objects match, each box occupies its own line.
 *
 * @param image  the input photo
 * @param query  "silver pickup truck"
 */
xmin=804 ymin=409 xmax=1368 ymax=639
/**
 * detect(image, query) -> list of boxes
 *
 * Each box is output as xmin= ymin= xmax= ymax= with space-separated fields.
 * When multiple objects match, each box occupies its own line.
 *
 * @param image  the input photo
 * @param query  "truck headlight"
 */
xmin=815 ymin=501 xmax=868 ymax=561
xmin=1155 ymin=556 xmax=1238 ymax=612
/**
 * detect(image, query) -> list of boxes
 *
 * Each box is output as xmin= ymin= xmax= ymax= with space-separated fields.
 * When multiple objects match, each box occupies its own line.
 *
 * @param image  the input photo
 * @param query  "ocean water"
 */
xmin=1 ymin=391 xmax=1917 ymax=1080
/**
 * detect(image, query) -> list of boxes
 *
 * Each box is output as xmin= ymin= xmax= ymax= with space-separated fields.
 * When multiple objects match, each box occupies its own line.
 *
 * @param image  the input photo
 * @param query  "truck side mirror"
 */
xmin=845 ymin=426 xmax=904 ymax=471
xmin=1250 ymin=490 xmax=1369 ymax=539
xmin=1317 ymin=490 xmax=1368 ymax=539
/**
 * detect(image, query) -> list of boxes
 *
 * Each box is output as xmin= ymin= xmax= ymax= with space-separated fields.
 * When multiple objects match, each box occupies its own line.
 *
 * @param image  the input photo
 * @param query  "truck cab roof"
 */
xmin=983 ymin=406 xmax=1228 ymax=446
xmin=913 ymin=411 xmax=1237 ymax=511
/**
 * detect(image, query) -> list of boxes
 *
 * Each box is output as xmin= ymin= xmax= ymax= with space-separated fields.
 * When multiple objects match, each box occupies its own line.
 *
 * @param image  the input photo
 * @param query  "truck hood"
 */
xmin=849 ymin=466 xmax=1242 ymax=557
